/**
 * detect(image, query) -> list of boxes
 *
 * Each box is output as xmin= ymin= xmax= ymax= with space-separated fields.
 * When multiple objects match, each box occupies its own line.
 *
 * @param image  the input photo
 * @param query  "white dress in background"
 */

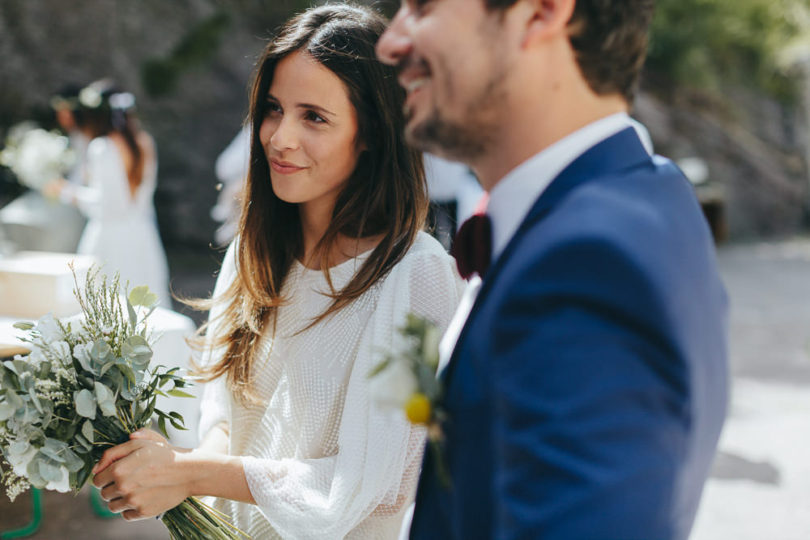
xmin=73 ymin=136 xmax=171 ymax=307
xmin=199 ymin=232 xmax=464 ymax=539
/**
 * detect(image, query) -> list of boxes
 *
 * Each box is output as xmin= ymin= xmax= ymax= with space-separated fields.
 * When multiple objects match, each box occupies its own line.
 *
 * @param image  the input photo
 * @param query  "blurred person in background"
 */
xmin=211 ymin=125 xmax=250 ymax=246
xmin=46 ymin=79 xmax=171 ymax=306
xmin=50 ymin=83 xmax=89 ymax=185
xmin=90 ymin=4 xmax=463 ymax=539
xmin=0 ymin=85 xmax=91 ymax=252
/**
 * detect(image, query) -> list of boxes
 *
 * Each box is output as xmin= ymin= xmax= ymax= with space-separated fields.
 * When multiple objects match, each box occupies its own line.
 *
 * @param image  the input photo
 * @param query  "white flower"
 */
xmin=45 ymin=466 xmax=71 ymax=493
xmin=35 ymin=313 xmax=62 ymax=344
xmin=370 ymin=359 xmax=418 ymax=410
xmin=3 ymin=128 xmax=74 ymax=190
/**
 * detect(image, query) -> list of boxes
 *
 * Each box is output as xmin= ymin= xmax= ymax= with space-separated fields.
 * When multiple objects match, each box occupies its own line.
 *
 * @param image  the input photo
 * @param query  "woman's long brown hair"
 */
xmin=189 ymin=3 xmax=427 ymax=403
xmin=77 ymin=80 xmax=145 ymax=193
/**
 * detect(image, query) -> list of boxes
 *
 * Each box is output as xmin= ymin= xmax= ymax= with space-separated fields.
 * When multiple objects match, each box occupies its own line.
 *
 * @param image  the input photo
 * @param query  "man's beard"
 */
xmin=404 ymin=67 xmax=506 ymax=163
xmin=406 ymin=110 xmax=487 ymax=161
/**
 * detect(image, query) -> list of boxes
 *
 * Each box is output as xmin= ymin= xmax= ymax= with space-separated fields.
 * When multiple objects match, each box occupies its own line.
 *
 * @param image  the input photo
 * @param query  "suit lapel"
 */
xmin=441 ymin=127 xmax=652 ymax=383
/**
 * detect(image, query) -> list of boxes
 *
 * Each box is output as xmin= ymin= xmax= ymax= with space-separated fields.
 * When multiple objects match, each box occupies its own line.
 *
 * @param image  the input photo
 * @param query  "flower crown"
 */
xmin=78 ymin=86 xmax=136 ymax=111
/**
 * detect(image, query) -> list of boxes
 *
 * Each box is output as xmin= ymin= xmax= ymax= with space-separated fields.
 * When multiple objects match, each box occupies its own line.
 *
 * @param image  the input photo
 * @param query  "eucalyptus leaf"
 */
xmin=13 ymin=321 xmax=34 ymax=331
xmin=120 ymin=385 xmax=134 ymax=402
xmin=90 ymin=340 xmax=113 ymax=363
xmin=121 ymin=336 xmax=153 ymax=369
xmin=8 ymin=440 xmax=30 ymax=456
xmin=116 ymin=362 xmax=137 ymax=385
xmin=38 ymin=460 xmax=63 ymax=483
xmin=81 ymin=420 xmax=94 ymax=444
xmin=29 ymin=390 xmax=43 ymax=415
xmin=74 ymin=389 xmax=97 ymax=419
xmin=3 ymin=360 xmax=19 ymax=376
xmin=62 ymin=448 xmax=84 ymax=473
xmin=39 ymin=445 xmax=66 ymax=464
xmin=0 ymin=402 xmax=15 ymax=421
xmin=73 ymin=343 xmax=95 ymax=374
xmin=94 ymin=382 xmax=116 ymax=417
xmin=26 ymin=459 xmax=46 ymax=489
xmin=99 ymin=361 xmax=115 ymax=377
xmin=129 ymin=286 xmax=158 ymax=308
xmin=6 ymin=389 xmax=23 ymax=410
xmin=74 ymin=433 xmax=92 ymax=452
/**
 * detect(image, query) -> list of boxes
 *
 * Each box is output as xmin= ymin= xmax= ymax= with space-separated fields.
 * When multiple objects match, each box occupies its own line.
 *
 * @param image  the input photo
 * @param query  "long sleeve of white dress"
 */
xmin=199 ymin=232 xmax=464 ymax=539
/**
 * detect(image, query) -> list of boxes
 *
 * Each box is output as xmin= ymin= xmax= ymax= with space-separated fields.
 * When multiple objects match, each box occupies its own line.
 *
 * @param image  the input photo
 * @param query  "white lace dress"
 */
xmin=71 ymin=135 xmax=171 ymax=307
xmin=199 ymin=232 xmax=464 ymax=539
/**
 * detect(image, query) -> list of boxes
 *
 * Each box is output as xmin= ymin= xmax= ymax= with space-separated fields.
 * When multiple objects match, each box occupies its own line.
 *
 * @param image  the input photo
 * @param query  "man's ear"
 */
xmin=518 ymin=0 xmax=576 ymax=47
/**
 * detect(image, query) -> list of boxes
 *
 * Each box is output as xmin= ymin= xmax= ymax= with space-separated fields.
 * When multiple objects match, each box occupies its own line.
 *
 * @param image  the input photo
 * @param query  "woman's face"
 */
xmin=259 ymin=50 xmax=364 ymax=220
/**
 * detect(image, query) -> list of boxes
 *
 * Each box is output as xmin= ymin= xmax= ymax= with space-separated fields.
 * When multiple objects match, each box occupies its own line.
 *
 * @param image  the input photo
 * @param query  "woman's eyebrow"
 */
xmin=296 ymin=102 xmax=336 ymax=117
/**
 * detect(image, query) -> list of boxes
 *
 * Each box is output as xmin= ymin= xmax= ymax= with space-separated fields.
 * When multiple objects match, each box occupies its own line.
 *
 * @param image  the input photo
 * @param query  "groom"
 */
xmin=377 ymin=0 xmax=728 ymax=538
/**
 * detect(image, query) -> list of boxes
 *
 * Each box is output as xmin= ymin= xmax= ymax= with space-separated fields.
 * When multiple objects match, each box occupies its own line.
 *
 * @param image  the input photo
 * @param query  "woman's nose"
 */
xmin=269 ymin=117 xmax=299 ymax=152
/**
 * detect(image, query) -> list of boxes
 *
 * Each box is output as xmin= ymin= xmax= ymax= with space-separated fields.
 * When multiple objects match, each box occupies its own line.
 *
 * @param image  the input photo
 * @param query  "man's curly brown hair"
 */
xmin=485 ymin=0 xmax=655 ymax=102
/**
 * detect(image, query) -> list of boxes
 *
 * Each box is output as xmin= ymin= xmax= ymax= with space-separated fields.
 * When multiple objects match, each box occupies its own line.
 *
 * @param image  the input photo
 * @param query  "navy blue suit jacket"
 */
xmin=410 ymin=128 xmax=728 ymax=540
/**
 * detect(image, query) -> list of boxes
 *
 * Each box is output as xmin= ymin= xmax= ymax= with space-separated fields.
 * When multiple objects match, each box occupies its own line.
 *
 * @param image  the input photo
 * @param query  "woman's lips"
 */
xmin=270 ymin=159 xmax=306 ymax=174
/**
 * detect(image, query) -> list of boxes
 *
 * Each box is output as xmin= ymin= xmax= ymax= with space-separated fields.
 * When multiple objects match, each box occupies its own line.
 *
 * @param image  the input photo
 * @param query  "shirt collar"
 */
xmin=487 ymin=113 xmax=647 ymax=260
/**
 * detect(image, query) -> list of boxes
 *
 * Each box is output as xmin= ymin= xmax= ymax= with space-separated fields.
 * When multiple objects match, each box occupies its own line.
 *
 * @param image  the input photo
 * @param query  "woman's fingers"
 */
xmin=122 ymin=509 xmax=145 ymax=522
xmin=130 ymin=428 xmax=167 ymax=444
xmin=92 ymin=439 xmax=143 ymax=481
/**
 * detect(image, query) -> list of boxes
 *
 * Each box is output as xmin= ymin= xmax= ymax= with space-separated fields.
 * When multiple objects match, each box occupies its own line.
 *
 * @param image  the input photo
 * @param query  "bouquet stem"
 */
xmin=161 ymin=497 xmax=248 ymax=539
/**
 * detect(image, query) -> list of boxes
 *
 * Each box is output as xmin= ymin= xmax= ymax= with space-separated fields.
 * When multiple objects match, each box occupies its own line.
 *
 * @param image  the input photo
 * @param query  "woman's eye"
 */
xmin=305 ymin=110 xmax=326 ymax=124
xmin=410 ymin=0 xmax=434 ymax=16
xmin=265 ymin=101 xmax=282 ymax=115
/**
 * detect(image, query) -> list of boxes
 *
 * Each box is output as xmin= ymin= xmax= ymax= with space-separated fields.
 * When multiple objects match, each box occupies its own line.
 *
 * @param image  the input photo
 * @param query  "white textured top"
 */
xmin=199 ymin=232 xmax=464 ymax=539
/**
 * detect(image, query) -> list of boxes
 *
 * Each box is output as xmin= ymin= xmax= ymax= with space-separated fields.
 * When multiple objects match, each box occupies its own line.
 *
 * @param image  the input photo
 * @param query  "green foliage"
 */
xmin=647 ymin=0 xmax=809 ymax=102
xmin=141 ymin=11 xmax=232 ymax=97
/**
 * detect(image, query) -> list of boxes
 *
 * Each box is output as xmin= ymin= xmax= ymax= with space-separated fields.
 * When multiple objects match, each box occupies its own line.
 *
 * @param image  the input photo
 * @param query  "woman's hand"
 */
xmin=92 ymin=429 xmax=193 ymax=521
xmin=42 ymin=178 xmax=67 ymax=201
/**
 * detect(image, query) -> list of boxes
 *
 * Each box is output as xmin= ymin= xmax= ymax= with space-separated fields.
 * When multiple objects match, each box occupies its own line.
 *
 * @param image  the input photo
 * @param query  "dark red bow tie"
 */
xmin=451 ymin=213 xmax=492 ymax=280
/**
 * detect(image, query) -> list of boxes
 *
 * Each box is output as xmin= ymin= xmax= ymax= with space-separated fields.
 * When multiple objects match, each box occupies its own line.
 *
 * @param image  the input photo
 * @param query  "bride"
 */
xmin=90 ymin=4 xmax=463 ymax=538
xmin=49 ymin=79 xmax=171 ymax=307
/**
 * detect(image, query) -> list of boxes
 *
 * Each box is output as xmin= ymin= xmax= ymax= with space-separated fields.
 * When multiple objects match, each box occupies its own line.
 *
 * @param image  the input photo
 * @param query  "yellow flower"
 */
xmin=405 ymin=393 xmax=431 ymax=424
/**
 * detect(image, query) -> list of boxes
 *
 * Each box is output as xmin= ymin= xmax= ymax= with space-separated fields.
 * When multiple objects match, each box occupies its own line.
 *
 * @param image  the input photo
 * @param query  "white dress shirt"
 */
xmin=437 ymin=113 xmax=651 ymax=374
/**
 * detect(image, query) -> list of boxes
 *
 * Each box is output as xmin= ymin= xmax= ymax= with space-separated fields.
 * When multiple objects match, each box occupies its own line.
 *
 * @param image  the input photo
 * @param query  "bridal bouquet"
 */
xmin=0 ymin=122 xmax=75 ymax=191
xmin=369 ymin=314 xmax=449 ymax=486
xmin=0 ymin=267 xmax=245 ymax=539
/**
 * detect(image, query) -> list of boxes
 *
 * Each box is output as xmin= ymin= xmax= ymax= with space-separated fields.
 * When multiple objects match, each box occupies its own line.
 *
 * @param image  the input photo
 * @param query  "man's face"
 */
xmin=376 ymin=0 xmax=515 ymax=162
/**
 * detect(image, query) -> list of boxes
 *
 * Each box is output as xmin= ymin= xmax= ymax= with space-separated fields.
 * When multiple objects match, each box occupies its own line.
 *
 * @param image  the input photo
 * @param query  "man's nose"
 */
xmin=376 ymin=8 xmax=411 ymax=66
